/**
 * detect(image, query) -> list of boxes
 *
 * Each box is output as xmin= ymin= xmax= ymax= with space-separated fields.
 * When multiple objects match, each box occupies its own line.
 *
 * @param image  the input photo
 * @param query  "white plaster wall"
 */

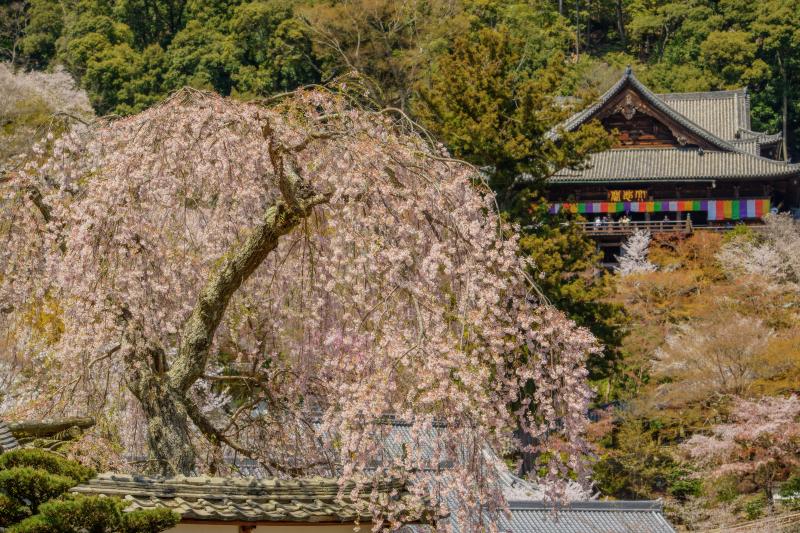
xmin=169 ymin=523 xmax=362 ymax=533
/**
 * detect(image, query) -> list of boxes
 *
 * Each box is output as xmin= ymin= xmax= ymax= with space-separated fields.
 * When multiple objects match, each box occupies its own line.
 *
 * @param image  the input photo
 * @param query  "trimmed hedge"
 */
xmin=8 ymin=495 xmax=179 ymax=533
xmin=0 ymin=449 xmax=95 ymax=483
xmin=0 ymin=449 xmax=178 ymax=532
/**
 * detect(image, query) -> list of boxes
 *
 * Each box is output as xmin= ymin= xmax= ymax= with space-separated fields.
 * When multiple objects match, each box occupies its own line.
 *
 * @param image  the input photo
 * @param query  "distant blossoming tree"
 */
xmin=0 ymin=88 xmax=596 ymax=529
xmin=615 ymin=229 xmax=656 ymax=276
xmin=653 ymin=312 xmax=774 ymax=407
xmin=0 ymin=63 xmax=93 ymax=169
xmin=0 ymin=64 xmax=92 ymax=406
xmin=717 ymin=214 xmax=800 ymax=290
xmin=683 ymin=395 xmax=800 ymax=507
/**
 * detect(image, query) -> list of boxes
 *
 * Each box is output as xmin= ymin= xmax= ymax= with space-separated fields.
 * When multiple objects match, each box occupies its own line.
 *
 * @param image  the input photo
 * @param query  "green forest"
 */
xmin=2 ymin=0 xmax=800 ymax=531
xmin=4 ymin=0 xmax=800 ymax=155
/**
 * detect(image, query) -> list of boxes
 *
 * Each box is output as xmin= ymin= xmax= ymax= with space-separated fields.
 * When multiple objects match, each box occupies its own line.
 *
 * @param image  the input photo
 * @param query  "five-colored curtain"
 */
xmin=548 ymin=198 xmax=770 ymax=221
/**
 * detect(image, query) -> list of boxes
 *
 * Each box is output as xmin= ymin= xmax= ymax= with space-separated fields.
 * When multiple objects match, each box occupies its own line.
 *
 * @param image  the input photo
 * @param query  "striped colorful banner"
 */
xmin=548 ymin=198 xmax=770 ymax=221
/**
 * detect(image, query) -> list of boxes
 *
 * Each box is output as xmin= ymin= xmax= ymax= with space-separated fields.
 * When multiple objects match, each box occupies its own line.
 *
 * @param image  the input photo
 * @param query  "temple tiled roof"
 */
xmin=72 ymin=473 xmax=414 ymax=523
xmin=543 ymin=68 xmax=799 ymax=185
xmin=737 ymin=128 xmax=782 ymax=144
xmin=730 ymin=129 xmax=783 ymax=155
xmin=73 ymin=417 xmax=677 ymax=532
xmin=549 ymin=147 xmax=799 ymax=184
xmin=498 ymin=500 xmax=675 ymax=533
xmin=0 ymin=420 xmax=19 ymax=453
xmin=657 ymin=88 xmax=750 ymax=140
xmin=72 ymin=473 xmax=675 ymax=532
xmin=546 ymin=68 xmax=739 ymax=152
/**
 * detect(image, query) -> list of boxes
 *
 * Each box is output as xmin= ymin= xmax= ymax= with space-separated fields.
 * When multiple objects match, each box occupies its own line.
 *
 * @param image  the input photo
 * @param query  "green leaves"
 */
xmin=9 ymin=0 xmax=320 ymax=115
xmin=0 ymin=449 xmax=178 ymax=533
xmin=0 ymin=449 xmax=94 ymax=527
xmin=0 ymin=468 xmax=76 ymax=520
xmin=8 ymin=496 xmax=179 ymax=533
xmin=623 ymin=0 xmax=800 ymax=157
xmin=0 ymin=449 xmax=95 ymax=484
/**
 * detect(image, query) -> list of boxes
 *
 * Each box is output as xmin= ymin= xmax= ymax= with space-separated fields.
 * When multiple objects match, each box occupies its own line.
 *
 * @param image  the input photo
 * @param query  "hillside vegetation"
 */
xmin=594 ymin=218 xmax=800 ymax=529
xmin=2 ymin=1 xmax=800 ymax=530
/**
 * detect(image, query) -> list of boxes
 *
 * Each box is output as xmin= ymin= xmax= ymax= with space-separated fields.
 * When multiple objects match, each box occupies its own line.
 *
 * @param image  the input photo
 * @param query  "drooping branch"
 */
xmin=168 ymin=125 xmax=331 ymax=393
xmin=182 ymin=397 xmax=320 ymax=477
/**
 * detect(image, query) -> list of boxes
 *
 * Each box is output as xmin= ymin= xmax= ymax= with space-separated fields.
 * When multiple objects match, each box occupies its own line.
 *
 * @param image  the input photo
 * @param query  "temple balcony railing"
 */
xmin=580 ymin=219 xmax=693 ymax=236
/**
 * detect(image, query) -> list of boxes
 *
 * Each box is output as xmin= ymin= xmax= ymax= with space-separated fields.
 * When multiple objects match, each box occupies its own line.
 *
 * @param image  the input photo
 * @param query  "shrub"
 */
xmin=667 ymin=477 xmax=703 ymax=500
xmin=0 ymin=450 xmax=178 ymax=532
xmin=0 ymin=449 xmax=94 ymax=483
xmin=743 ymin=493 xmax=766 ymax=520
xmin=0 ymin=468 xmax=75 ymax=525
xmin=8 ymin=495 xmax=179 ymax=533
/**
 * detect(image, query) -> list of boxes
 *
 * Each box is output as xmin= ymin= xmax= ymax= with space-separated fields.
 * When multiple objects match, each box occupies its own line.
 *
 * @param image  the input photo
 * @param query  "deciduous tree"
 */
xmin=683 ymin=395 xmax=800 ymax=507
xmin=1 ymin=87 xmax=597 ymax=527
xmin=615 ymin=229 xmax=656 ymax=276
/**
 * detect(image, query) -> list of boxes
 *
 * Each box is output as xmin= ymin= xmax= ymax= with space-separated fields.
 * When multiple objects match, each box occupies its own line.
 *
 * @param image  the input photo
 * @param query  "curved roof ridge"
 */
xmin=547 ymin=69 xmax=757 ymax=155
xmin=623 ymin=72 xmax=741 ymax=152
xmin=737 ymin=128 xmax=783 ymax=142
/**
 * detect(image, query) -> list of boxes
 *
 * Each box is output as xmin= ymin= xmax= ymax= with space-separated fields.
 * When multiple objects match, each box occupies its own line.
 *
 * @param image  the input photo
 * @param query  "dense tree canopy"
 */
xmin=0 ymin=87 xmax=598 ymax=526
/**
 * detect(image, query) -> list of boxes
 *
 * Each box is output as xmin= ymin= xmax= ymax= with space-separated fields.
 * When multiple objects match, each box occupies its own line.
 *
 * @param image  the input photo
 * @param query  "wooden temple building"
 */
xmin=543 ymin=68 xmax=800 ymax=247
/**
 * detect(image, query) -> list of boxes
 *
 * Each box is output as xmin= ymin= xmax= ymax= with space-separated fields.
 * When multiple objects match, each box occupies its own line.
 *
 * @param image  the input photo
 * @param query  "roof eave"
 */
xmin=546 ymin=174 xmax=794 ymax=184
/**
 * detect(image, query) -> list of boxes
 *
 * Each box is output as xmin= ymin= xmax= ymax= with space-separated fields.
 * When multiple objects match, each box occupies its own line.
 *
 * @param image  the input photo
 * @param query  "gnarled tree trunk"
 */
xmin=121 ymin=129 xmax=331 ymax=476
xmin=131 ymin=372 xmax=196 ymax=475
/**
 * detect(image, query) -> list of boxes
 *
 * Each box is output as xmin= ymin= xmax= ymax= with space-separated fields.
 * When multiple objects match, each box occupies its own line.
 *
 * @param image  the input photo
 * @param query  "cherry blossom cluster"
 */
xmin=0 ymin=88 xmax=597 ymax=530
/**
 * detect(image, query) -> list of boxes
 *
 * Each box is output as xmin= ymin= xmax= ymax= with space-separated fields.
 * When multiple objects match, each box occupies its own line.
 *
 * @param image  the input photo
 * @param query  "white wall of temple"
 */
xmin=169 ymin=523 xmax=362 ymax=533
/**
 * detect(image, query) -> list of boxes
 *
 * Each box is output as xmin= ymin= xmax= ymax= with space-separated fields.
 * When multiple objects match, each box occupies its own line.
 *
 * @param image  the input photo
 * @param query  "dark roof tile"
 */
xmin=0 ymin=420 xmax=19 ymax=453
xmin=549 ymin=148 xmax=800 ymax=184
xmin=72 ymin=473 xmax=414 ymax=523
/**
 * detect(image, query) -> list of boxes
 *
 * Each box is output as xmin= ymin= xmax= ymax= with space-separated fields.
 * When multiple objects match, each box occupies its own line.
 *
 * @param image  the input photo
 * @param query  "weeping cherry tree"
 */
xmin=0 ymin=87 xmax=596 ymax=529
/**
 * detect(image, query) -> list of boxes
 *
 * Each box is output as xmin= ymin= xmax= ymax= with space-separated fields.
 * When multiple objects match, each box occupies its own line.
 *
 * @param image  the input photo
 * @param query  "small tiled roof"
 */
xmin=0 ymin=420 xmax=19 ymax=453
xmin=657 ymin=88 xmax=750 ymax=140
xmin=498 ymin=500 xmax=675 ymax=533
xmin=72 ymin=473 xmax=414 ymax=523
xmin=731 ymin=129 xmax=783 ymax=155
xmin=737 ymin=128 xmax=782 ymax=144
xmin=549 ymin=147 xmax=800 ymax=184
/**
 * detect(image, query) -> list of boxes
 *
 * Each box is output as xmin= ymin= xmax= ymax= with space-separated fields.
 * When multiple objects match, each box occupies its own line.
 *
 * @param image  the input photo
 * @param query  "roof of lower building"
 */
xmin=72 ymin=473 xmax=416 ymax=523
xmin=0 ymin=420 xmax=19 ymax=453
xmin=72 ymin=416 xmax=677 ymax=533
xmin=549 ymin=147 xmax=799 ymax=184
xmin=72 ymin=473 xmax=675 ymax=532
xmin=498 ymin=500 xmax=675 ymax=533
